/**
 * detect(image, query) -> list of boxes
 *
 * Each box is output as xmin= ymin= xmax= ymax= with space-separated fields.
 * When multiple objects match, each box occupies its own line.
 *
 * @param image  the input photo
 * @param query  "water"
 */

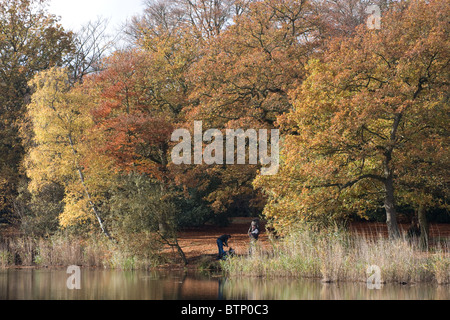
xmin=0 ymin=268 xmax=448 ymax=300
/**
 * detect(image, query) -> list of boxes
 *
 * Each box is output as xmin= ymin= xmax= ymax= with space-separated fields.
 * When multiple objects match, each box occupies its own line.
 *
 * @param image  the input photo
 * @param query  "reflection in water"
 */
xmin=222 ymin=277 xmax=450 ymax=301
xmin=0 ymin=269 xmax=448 ymax=300
xmin=0 ymin=269 xmax=220 ymax=300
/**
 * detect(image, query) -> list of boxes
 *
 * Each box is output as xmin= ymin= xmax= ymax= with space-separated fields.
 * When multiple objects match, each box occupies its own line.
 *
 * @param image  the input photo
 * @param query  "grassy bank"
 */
xmin=221 ymin=228 xmax=450 ymax=285
xmin=0 ymin=232 xmax=166 ymax=270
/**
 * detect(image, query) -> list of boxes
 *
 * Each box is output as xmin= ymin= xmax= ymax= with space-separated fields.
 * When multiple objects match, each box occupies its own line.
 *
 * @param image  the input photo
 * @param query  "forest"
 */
xmin=0 ymin=0 xmax=448 ymax=280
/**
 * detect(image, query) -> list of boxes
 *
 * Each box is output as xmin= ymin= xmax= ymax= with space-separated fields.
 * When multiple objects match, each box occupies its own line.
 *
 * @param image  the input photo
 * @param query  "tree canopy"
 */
xmin=0 ymin=0 xmax=447 ymax=247
xmin=0 ymin=0 xmax=74 ymax=220
xmin=255 ymin=0 xmax=449 ymax=238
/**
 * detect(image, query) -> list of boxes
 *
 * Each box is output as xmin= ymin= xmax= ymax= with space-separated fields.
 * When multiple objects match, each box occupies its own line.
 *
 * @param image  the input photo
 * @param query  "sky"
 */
xmin=48 ymin=0 xmax=146 ymax=35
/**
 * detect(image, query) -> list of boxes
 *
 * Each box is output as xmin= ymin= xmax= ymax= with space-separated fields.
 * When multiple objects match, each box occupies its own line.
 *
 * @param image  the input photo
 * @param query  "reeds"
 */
xmin=0 ymin=232 xmax=164 ymax=271
xmin=222 ymin=227 xmax=450 ymax=285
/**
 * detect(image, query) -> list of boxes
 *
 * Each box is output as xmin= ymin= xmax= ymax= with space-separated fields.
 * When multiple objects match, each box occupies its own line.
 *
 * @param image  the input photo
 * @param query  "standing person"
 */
xmin=248 ymin=219 xmax=260 ymax=241
xmin=217 ymin=235 xmax=232 ymax=259
xmin=248 ymin=219 xmax=260 ymax=256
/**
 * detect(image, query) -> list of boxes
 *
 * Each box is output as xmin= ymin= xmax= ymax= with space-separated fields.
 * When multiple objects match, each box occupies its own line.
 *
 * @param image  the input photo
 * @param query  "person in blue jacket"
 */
xmin=217 ymin=234 xmax=232 ymax=259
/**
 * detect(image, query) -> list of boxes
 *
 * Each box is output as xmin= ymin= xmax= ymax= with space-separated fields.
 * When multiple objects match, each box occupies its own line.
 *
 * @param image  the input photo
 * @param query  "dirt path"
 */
xmin=177 ymin=218 xmax=270 ymax=264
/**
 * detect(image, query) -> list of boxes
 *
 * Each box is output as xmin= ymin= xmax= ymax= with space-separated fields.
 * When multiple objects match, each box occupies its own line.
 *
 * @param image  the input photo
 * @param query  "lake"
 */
xmin=0 ymin=268 xmax=448 ymax=300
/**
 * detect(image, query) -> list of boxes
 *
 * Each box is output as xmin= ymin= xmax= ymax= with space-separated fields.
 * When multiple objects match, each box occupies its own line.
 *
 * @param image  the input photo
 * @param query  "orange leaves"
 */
xmin=84 ymin=47 xmax=186 ymax=183
xmin=97 ymin=113 xmax=173 ymax=177
xmin=255 ymin=0 xmax=450 ymax=232
xmin=187 ymin=0 xmax=315 ymax=127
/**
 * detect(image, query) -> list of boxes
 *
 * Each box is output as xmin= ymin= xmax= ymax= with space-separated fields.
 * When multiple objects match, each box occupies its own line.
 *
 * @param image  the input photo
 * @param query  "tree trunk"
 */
xmin=384 ymin=177 xmax=401 ymax=239
xmin=158 ymin=231 xmax=188 ymax=266
xmin=175 ymin=240 xmax=188 ymax=266
xmin=155 ymin=143 xmax=187 ymax=265
xmin=68 ymin=134 xmax=112 ymax=240
xmin=418 ymin=203 xmax=429 ymax=250
xmin=383 ymin=113 xmax=402 ymax=240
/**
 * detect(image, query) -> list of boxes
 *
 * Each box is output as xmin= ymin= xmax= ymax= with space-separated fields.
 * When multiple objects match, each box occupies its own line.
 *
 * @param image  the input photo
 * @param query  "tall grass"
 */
xmin=0 ymin=232 xmax=165 ymax=271
xmin=222 ymin=228 xmax=450 ymax=285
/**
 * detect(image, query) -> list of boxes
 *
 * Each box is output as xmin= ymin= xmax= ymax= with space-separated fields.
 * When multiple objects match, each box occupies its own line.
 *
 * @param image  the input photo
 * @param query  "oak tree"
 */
xmin=255 ymin=0 xmax=449 ymax=238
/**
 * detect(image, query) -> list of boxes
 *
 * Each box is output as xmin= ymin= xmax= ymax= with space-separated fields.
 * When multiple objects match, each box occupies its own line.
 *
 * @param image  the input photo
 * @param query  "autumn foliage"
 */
xmin=2 ymin=0 xmax=446 ymax=245
xmin=255 ymin=0 xmax=449 ymax=239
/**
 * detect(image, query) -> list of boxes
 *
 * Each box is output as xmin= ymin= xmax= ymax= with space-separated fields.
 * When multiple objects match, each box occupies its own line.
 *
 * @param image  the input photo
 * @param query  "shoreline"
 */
xmin=1 ymin=221 xmax=449 ymax=286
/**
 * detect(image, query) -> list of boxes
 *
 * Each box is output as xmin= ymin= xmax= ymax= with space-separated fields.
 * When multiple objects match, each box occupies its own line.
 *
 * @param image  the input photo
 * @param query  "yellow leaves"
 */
xmin=59 ymin=195 xmax=94 ymax=229
xmin=26 ymin=67 xmax=113 ymax=230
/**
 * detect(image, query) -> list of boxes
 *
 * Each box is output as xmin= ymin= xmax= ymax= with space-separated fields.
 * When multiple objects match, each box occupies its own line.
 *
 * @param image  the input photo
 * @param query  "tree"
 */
xmin=106 ymin=172 xmax=189 ymax=265
xmin=87 ymin=49 xmax=178 ymax=183
xmin=0 ymin=0 xmax=74 ymax=221
xmin=397 ymin=92 xmax=449 ymax=247
xmin=255 ymin=0 xmax=449 ymax=239
xmin=176 ymin=0 xmax=321 ymax=219
xmin=128 ymin=0 xmax=241 ymax=42
xmin=85 ymin=49 xmax=190 ymax=262
xmin=25 ymin=67 xmax=113 ymax=238
xmin=312 ymin=0 xmax=393 ymax=39
xmin=188 ymin=0 xmax=319 ymax=127
xmin=68 ymin=18 xmax=116 ymax=84
xmin=125 ymin=0 xmax=324 ymax=223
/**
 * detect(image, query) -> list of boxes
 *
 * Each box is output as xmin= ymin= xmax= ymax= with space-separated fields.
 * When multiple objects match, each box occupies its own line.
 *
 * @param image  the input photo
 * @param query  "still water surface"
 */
xmin=0 ymin=268 xmax=448 ymax=300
